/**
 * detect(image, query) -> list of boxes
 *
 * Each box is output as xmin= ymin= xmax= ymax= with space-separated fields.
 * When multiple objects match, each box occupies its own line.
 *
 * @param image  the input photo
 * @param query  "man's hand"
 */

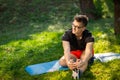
xmin=67 ymin=59 xmax=87 ymax=70
xmin=76 ymin=59 xmax=86 ymax=69
xmin=67 ymin=59 xmax=76 ymax=70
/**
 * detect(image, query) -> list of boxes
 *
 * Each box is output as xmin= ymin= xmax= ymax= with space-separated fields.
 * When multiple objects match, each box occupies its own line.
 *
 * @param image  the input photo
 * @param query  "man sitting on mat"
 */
xmin=59 ymin=14 xmax=94 ymax=79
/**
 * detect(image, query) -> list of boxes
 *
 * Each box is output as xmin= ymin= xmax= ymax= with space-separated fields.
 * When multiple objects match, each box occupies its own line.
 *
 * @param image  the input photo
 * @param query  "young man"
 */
xmin=59 ymin=15 xmax=94 ymax=79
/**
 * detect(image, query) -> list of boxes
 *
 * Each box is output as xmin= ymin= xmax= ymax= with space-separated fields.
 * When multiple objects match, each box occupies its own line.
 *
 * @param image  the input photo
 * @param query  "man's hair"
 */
xmin=74 ymin=15 xmax=89 ymax=26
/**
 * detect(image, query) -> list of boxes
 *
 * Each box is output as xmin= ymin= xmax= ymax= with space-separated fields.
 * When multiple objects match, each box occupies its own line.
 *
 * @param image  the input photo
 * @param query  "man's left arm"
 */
xmin=83 ymin=42 xmax=94 ymax=62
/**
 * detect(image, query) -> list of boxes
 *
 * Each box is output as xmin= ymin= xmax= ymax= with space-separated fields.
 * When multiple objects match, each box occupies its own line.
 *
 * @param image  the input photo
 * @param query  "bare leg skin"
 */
xmin=79 ymin=51 xmax=92 ymax=72
xmin=59 ymin=54 xmax=77 ymax=67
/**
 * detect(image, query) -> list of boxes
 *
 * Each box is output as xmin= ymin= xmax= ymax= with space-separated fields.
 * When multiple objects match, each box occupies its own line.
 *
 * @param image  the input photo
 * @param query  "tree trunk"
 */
xmin=114 ymin=0 xmax=120 ymax=35
xmin=79 ymin=0 xmax=96 ymax=20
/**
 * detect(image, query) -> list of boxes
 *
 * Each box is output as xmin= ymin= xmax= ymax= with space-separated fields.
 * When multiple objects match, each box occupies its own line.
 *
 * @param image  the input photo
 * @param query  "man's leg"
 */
xmin=79 ymin=51 xmax=92 ymax=72
xmin=71 ymin=51 xmax=92 ymax=79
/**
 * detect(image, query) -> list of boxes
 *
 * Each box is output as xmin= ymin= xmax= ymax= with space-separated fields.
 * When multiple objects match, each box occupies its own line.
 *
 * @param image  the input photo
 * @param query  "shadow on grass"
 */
xmin=0 ymin=21 xmax=50 ymax=45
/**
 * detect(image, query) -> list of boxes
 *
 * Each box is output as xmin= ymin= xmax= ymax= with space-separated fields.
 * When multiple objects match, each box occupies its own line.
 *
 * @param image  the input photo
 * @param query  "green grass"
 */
xmin=0 ymin=18 xmax=120 ymax=80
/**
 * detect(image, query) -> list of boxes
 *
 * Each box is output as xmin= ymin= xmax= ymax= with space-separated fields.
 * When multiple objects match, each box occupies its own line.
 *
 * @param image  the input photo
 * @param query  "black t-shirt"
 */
xmin=62 ymin=29 xmax=94 ymax=51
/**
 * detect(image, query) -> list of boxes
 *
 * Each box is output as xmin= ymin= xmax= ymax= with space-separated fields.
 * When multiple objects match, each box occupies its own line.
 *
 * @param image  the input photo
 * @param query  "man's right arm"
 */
xmin=62 ymin=41 xmax=71 ymax=64
xmin=62 ymin=41 xmax=77 ymax=70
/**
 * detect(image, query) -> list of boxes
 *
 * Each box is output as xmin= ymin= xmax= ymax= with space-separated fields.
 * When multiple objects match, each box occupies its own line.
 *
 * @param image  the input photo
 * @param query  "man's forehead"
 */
xmin=73 ymin=20 xmax=83 ymax=25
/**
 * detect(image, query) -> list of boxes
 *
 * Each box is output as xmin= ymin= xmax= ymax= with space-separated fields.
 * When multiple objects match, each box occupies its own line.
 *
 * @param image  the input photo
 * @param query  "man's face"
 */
xmin=72 ymin=20 xmax=85 ymax=36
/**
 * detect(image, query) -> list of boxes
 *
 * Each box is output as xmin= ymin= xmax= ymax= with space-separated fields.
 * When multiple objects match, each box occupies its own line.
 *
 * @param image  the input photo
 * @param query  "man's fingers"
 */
xmin=68 ymin=62 xmax=77 ymax=70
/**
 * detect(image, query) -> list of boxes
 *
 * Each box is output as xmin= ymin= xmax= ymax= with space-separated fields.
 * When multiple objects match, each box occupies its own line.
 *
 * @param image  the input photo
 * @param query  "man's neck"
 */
xmin=76 ymin=34 xmax=82 ymax=40
xmin=75 ymin=29 xmax=86 ymax=39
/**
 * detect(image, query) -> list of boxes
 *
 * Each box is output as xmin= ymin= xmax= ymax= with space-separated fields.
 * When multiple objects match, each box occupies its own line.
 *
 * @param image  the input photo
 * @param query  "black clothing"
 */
xmin=62 ymin=29 xmax=94 ymax=51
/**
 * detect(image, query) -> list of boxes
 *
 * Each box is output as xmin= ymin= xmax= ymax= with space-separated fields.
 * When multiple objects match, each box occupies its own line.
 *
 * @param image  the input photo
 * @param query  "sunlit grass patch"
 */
xmin=94 ymin=40 xmax=110 ymax=53
xmin=0 ymin=31 xmax=63 ymax=60
xmin=40 ymin=71 xmax=71 ymax=80
xmin=0 ymin=31 xmax=64 ymax=80
xmin=91 ymin=59 xmax=120 ymax=80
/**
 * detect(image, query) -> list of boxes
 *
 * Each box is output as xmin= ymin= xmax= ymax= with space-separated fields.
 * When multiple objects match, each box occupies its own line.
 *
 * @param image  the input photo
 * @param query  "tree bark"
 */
xmin=114 ymin=0 xmax=120 ymax=35
xmin=79 ymin=0 xmax=96 ymax=20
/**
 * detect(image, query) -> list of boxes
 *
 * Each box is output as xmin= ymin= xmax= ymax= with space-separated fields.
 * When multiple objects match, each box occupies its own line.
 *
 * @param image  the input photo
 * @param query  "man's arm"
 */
xmin=76 ymin=42 xmax=94 ymax=68
xmin=83 ymin=42 xmax=94 ymax=62
xmin=62 ymin=41 xmax=71 ymax=64
xmin=62 ymin=41 xmax=77 ymax=70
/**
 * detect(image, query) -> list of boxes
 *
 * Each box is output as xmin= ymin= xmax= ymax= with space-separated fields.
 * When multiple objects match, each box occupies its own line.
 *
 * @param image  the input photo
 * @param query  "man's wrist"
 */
xmin=81 ymin=59 xmax=87 ymax=63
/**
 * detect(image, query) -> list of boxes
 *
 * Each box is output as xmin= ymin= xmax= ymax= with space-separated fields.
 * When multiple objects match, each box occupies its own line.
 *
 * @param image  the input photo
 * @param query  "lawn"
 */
xmin=0 ymin=18 xmax=120 ymax=80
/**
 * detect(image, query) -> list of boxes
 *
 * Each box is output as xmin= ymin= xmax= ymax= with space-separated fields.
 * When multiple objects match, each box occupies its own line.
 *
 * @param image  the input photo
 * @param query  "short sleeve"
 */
xmin=85 ymin=36 xmax=94 ymax=43
xmin=62 ymin=31 xmax=70 ymax=41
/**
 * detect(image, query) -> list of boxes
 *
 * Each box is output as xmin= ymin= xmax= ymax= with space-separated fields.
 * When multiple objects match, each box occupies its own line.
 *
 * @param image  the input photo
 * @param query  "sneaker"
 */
xmin=72 ymin=69 xmax=82 ymax=80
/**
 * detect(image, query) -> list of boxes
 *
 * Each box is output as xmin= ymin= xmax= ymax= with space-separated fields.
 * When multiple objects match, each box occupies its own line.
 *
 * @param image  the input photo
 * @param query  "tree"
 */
xmin=114 ymin=0 xmax=120 ymax=35
xmin=78 ymin=0 xmax=97 ymax=20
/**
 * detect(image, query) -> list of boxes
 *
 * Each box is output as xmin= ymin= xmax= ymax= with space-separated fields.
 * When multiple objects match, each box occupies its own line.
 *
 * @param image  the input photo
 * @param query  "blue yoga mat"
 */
xmin=25 ymin=60 xmax=68 ymax=75
xmin=25 ymin=52 xmax=120 ymax=75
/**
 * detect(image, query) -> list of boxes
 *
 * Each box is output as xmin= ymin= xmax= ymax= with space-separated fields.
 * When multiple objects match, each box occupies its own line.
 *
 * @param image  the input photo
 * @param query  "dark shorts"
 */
xmin=88 ymin=57 xmax=94 ymax=65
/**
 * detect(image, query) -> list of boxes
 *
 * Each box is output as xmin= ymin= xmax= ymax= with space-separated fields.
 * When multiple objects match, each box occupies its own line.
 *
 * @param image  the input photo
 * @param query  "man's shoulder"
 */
xmin=83 ymin=29 xmax=92 ymax=36
xmin=83 ymin=29 xmax=94 ymax=42
xmin=64 ymin=29 xmax=73 ymax=36
xmin=62 ymin=29 xmax=74 ymax=41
